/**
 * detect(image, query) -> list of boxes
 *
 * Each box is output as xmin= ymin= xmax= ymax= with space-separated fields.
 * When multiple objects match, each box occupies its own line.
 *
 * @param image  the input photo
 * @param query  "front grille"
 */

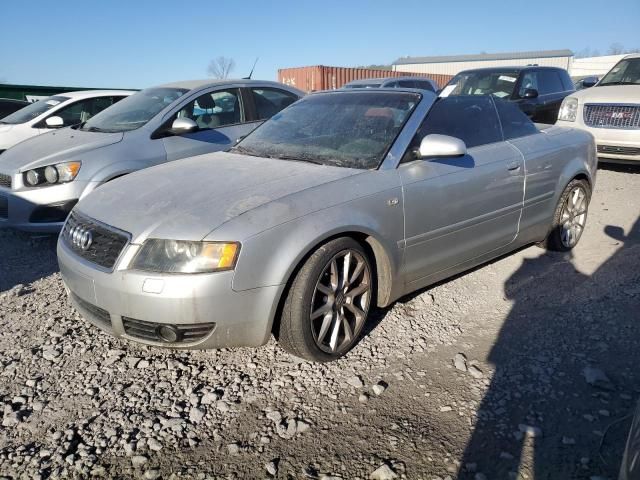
xmin=0 ymin=173 xmax=11 ymax=189
xmin=598 ymin=145 xmax=640 ymax=156
xmin=61 ymin=212 xmax=130 ymax=270
xmin=584 ymin=104 xmax=640 ymax=129
xmin=71 ymin=293 xmax=112 ymax=329
xmin=123 ymin=317 xmax=216 ymax=344
xmin=0 ymin=196 xmax=7 ymax=219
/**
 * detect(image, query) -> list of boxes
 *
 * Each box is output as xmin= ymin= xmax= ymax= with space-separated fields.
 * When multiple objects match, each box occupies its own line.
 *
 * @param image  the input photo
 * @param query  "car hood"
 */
xmin=0 ymin=128 xmax=124 ymax=172
xmin=572 ymin=85 xmax=640 ymax=103
xmin=75 ymin=152 xmax=364 ymax=242
xmin=0 ymin=124 xmax=14 ymax=134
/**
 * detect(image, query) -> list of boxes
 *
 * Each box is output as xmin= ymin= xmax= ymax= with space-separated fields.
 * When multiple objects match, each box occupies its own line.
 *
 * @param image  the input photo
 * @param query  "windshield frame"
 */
xmin=233 ymin=89 xmax=423 ymax=170
xmin=0 ymin=95 xmax=70 ymax=125
xmin=79 ymin=87 xmax=188 ymax=133
xmin=598 ymin=58 xmax=640 ymax=86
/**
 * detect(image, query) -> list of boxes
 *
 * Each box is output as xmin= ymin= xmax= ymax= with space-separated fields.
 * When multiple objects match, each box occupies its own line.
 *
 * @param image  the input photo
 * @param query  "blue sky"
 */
xmin=1 ymin=0 xmax=639 ymax=88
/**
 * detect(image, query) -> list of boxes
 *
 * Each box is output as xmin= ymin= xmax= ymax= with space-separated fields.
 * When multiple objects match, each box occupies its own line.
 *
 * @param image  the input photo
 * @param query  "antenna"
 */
xmin=243 ymin=57 xmax=259 ymax=79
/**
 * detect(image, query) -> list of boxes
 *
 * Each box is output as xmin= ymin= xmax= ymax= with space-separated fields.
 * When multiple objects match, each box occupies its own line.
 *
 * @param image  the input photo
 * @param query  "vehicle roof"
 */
xmin=623 ymin=53 xmax=640 ymax=59
xmin=345 ymin=76 xmax=435 ymax=85
xmin=156 ymin=79 xmax=296 ymax=91
xmin=56 ymin=90 xmax=136 ymax=99
xmin=457 ymin=66 xmax=566 ymax=74
xmin=312 ymin=87 xmax=429 ymax=96
xmin=0 ymin=98 xmax=29 ymax=104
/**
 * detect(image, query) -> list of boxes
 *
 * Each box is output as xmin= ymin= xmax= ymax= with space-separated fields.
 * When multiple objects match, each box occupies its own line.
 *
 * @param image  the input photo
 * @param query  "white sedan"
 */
xmin=0 ymin=90 xmax=134 ymax=154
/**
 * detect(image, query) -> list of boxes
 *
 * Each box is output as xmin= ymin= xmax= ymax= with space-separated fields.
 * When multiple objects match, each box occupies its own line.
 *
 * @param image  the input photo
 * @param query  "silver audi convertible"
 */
xmin=57 ymin=89 xmax=596 ymax=361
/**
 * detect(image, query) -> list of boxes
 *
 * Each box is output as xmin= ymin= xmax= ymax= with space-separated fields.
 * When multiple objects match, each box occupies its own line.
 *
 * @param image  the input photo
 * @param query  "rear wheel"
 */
xmin=542 ymin=179 xmax=591 ymax=251
xmin=277 ymin=237 xmax=373 ymax=362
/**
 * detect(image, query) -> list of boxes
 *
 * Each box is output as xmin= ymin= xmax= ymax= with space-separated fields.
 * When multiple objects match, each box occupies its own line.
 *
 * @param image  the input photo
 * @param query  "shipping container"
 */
xmin=278 ymin=66 xmax=453 ymax=92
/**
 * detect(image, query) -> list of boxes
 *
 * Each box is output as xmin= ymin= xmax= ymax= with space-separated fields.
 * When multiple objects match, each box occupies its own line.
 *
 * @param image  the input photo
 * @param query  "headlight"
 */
xmin=558 ymin=97 xmax=578 ymax=122
xmin=131 ymin=240 xmax=240 ymax=273
xmin=23 ymin=161 xmax=81 ymax=187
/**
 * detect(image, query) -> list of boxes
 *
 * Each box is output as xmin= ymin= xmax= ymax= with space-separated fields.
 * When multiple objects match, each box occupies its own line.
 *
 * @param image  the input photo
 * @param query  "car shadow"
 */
xmin=598 ymin=162 xmax=640 ymax=174
xmin=457 ymin=215 xmax=640 ymax=478
xmin=0 ymin=230 xmax=59 ymax=292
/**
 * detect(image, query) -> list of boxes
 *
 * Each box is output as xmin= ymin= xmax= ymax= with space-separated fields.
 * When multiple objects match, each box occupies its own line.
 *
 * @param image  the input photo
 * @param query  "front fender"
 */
xmin=229 ymin=187 xmax=405 ymax=301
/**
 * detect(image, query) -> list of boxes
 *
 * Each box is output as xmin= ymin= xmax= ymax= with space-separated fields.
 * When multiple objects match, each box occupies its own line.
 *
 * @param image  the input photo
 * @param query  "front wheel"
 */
xmin=542 ymin=179 xmax=591 ymax=251
xmin=277 ymin=237 xmax=373 ymax=362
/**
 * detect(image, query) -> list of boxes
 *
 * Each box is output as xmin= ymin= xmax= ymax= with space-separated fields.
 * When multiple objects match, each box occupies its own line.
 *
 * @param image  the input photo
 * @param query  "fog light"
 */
xmin=157 ymin=325 xmax=179 ymax=343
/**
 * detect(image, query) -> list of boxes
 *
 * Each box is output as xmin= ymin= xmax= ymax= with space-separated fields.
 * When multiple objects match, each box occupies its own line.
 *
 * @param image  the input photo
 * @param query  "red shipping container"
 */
xmin=278 ymin=65 xmax=453 ymax=92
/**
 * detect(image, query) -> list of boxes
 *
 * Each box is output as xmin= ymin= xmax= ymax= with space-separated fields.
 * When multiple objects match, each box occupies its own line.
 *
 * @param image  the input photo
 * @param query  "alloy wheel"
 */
xmin=560 ymin=185 xmax=588 ymax=248
xmin=310 ymin=249 xmax=371 ymax=354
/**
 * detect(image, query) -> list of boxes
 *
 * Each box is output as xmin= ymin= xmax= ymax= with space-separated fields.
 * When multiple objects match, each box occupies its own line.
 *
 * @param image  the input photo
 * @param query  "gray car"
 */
xmin=343 ymin=76 xmax=439 ymax=92
xmin=0 ymin=79 xmax=303 ymax=232
xmin=57 ymin=90 xmax=596 ymax=362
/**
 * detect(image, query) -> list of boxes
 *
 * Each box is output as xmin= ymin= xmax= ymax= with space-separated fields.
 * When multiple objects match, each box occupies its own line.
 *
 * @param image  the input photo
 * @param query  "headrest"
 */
xmin=197 ymin=95 xmax=216 ymax=110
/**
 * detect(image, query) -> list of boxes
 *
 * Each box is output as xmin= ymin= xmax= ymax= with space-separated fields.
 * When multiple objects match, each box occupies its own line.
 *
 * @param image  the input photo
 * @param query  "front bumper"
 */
xmin=57 ymin=238 xmax=283 ymax=349
xmin=556 ymin=120 xmax=640 ymax=164
xmin=0 ymin=181 xmax=92 ymax=232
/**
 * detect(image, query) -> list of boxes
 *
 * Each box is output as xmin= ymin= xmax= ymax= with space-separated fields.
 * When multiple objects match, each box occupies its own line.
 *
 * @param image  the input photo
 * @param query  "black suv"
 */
xmin=443 ymin=66 xmax=575 ymax=123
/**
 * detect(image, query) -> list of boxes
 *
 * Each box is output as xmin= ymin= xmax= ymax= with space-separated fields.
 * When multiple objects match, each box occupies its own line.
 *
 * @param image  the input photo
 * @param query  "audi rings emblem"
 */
xmin=69 ymin=225 xmax=93 ymax=250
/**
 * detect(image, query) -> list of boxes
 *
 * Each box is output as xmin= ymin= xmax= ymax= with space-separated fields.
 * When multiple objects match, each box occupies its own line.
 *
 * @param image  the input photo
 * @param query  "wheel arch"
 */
xmin=269 ymin=229 xmax=397 ymax=338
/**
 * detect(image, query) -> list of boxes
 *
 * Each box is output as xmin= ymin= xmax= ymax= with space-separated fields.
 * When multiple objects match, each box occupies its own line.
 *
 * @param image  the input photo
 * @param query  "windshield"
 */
xmin=80 ymin=87 xmax=187 ymax=132
xmin=442 ymin=71 xmax=519 ymax=99
xmin=234 ymin=91 xmax=420 ymax=169
xmin=344 ymin=82 xmax=383 ymax=89
xmin=599 ymin=58 xmax=640 ymax=86
xmin=0 ymin=96 xmax=69 ymax=124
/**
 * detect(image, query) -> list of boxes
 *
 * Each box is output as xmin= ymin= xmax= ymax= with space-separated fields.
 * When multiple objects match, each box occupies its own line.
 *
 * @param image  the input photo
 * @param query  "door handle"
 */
xmin=507 ymin=161 xmax=521 ymax=171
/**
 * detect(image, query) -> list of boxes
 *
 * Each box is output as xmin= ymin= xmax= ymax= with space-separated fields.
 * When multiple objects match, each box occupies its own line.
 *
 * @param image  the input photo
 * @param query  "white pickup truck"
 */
xmin=556 ymin=53 xmax=640 ymax=164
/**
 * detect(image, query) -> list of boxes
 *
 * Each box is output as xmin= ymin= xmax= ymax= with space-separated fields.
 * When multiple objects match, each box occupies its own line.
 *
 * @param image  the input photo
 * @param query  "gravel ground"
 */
xmin=1 ymin=165 xmax=639 ymax=480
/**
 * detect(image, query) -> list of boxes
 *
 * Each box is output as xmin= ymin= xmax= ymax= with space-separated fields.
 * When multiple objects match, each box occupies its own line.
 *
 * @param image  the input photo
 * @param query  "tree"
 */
xmin=207 ymin=56 xmax=235 ymax=79
xmin=608 ymin=43 xmax=625 ymax=55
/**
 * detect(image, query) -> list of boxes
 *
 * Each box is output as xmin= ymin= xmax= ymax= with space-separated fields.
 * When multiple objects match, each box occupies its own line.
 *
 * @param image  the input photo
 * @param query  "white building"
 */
xmin=392 ymin=49 xmax=574 ymax=77
xmin=570 ymin=54 xmax=626 ymax=78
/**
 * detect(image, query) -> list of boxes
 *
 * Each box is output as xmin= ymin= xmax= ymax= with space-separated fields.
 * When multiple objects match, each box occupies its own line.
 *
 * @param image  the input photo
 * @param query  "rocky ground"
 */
xmin=1 ymin=165 xmax=639 ymax=480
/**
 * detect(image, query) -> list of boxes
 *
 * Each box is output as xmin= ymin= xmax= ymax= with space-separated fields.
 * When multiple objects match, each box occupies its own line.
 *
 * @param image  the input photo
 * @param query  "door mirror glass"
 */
xmin=418 ymin=134 xmax=467 ymax=159
xmin=522 ymin=88 xmax=539 ymax=99
xmin=169 ymin=117 xmax=198 ymax=135
xmin=45 ymin=116 xmax=64 ymax=128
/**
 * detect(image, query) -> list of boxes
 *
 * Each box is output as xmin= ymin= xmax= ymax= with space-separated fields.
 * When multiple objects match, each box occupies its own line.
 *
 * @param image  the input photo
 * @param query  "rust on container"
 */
xmin=278 ymin=65 xmax=453 ymax=92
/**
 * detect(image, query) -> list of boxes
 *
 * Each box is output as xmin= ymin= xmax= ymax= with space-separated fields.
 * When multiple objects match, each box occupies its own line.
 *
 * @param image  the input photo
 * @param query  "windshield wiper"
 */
xmin=267 ymin=154 xmax=324 ymax=165
xmin=230 ymin=145 xmax=263 ymax=157
xmin=598 ymin=81 xmax=638 ymax=86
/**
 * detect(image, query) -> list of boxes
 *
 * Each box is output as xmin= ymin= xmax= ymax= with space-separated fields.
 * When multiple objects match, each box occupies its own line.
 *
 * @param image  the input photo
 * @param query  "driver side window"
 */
xmin=175 ymin=88 xmax=243 ymax=130
xmin=518 ymin=72 xmax=538 ymax=97
xmin=402 ymin=96 xmax=502 ymax=162
xmin=48 ymin=99 xmax=95 ymax=127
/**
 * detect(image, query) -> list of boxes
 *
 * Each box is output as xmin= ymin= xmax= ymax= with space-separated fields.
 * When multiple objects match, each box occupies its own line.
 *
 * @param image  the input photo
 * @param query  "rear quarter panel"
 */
xmin=509 ymin=126 xmax=596 ymax=244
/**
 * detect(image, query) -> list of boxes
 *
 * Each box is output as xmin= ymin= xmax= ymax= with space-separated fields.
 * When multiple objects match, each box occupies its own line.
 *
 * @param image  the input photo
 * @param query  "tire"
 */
xmin=542 ymin=178 xmax=591 ymax=252
xmin=277 ymin=237 xmax=374 ymax=362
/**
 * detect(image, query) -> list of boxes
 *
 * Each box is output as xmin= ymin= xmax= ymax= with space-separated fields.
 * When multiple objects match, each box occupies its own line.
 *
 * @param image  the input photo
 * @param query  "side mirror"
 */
xmin=522 ymin=88 xmax=539 ymax=99
xmin=168 ymin=117 xmax=198 ymax=135
xmin=582 ymin=77 xmax=598 ymax=88
xmin=417 ymin=134 xmax=467 ymax=159
xmin=45 ymin=116 xmax=64 ymax=128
